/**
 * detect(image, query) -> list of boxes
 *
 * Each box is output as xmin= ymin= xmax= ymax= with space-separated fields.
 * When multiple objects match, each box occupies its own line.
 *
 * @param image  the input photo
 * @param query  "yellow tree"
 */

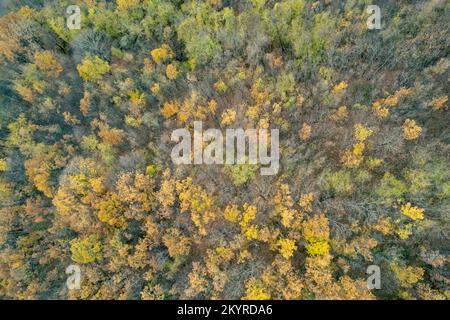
xmin=77 ymin=56 xmax=111 ymax=83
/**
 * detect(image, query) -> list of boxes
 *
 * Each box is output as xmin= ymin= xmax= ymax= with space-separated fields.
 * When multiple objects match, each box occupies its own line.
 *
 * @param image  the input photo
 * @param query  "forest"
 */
xmin=0 ymin=0 xmax=448 ymax=300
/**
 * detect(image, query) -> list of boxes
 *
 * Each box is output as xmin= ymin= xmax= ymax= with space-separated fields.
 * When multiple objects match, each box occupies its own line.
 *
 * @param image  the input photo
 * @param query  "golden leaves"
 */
xmin=80 ymin=91 xmax=91 ymax=116
xmin=77 ymin=56 xmax=110 ymax=83
xmin=277 ymin=238 xmax=297 ymax=259
xmin=354 ymin=124 xmax=373 ymax=142
xmin=176 ymin=177 xmax=216 ymax=236
xmin=401 ymin=202 xmax=425 ymax=220
xmin=299 ymin=193 xmax=314 ymax=213
xmin=150 ymin=44 xmax=173 ymax=65
xmin=242 ymin=278 xmax=271 ymax=300
xmin=391 ymin=265 xmax=424 ymax=288
xmin=342 ymin=142 xmax=365 ymax=168
xmin=302 ymin=213 xmax=330 ymax=256
xmin=162 ymin=228 xmax=191 ymax=257
xmin=332 ymin=81 xmax=348 ymax=96
xmin=330 ymin=106 xmax=348 ymax=122
xmin=220 ymin=109 xmax=236 ymax=126
xmin=165 ymin=63 xmax=179 ymax=80
xmin=299 ymin=123 xmax=312 ymax=141
xmin=224 ymin=204 xmax=240 ymax=223
xmin=402 ymin=119 xmax=422 ymax=140
xmin=372 ymin=87 xmax=413 ymax=118
xmin=161 ymin=101 xmax=179 ymax=119
xmin=34 ymin=51 xmax=63 ymax=77
xmin=431 ymin=95 xmax=448 ymax=110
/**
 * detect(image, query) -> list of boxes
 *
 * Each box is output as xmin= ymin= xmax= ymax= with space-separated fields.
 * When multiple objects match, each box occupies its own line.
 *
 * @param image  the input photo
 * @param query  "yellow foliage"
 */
xmin=142 ymin=58 xmax=153 ymax=74
xmin=402 ymin=119 xmax=422 ymax=140
xmin=151 ymin=44 xmax=173 ymax=65
xmin=272 ymin=183 xmax=299 ymax=228
xmin=299 ymin=193 xmax=314 ymax=212
xmin=214 ymin=80 xmax=227 ymax=92
xmin=207 ymin=99 xmax=217 ymax=114
xmin=330 ymin=106 xmax=348 ymax=121
xmin=342 ymin=142 xmax=365 ymax=168
xmin=303 ymin=214 xmax=330 ymax=256
xmin=385 ymin=87 xmax=413 ymax=106
xmin=335 ymin=236 xmax=377 ymax=260
xmin=90 ymin=177 xmax=106 ymax=193
xmin=306 ymin=240 xmax=330 ymax=256
xmin=63 ymin=112 xmax=80 ymax=125
xmin=372 ymin=101 xmax=389 ymax=118
xmin=35 ymin=51 xmax=63 ymax=77
xmin=186 ymin=262 xmax=208 ymax=297
xmin=258 ymin=116 xmax=269 ymax=129
xmin=354 ymin=124 xmax=373 ymax=142
xmin=373 ymin=217 xmax=394 ymax=235
xmin=305 ymin=253 xmax=333 ymax=288
xmin=431 ymin=95 xmax=447 ymax=110
xmin=162 ymin=228 xmax=191 ymax=257
xmin=332 ymin=81 xmax=348 ymax=95
xmin=176 ymin=91 xmax=197 ymax=124
xmin=299 ymin=123 xmax=312 ymax=141
xmin=94 ymin=193 xmax=126 ymax=227
xmin=116 ymin=171 xmax=155 ymax=214
xmin=372 ymin=88 xmax=412 ymax=118
xmin=176 ymin=177 xmax=216 ymax=236
xmin=17 ymin=6 xmax=35 ymax=19
xmin=70 ymin=234 xmax=103 ymax=264
xmin=0 ymin=159 xmax=7 ymax=172
xmin=116 ymin=0 xmax=140 ymax=12
xmin=80 ymin=91 xmax=91 ymax=116
xmin=246 ymin=106 xmax=259 ymax=120
xmin=221 ymin=109 xmax=236 ymax=126
xmin=391 ymin=265 xmax=424 ymax=288
xmin=366 ymin=157 xmax=383 ymax=170
xmin=240 ymin=204 xmax=257 ymax=228
xmin=98 ymin=125 xmax=124 ymax=145
xmin=161 ymin=101 xmax=179 ymax=119
xmin=215 ymin=247 xmax=234 ymax=262
xmin=15 ymin=83 xmax=33 ymax=103
xmin=238 ymin=250 xmax=251 ymax=264
xmin=52 ymin=188 xmax=77 ymax=216
xmin=243 ymin=225 xmax=260 ymax=240
xmin=224 ymin=204 xmax=241 ymax=222
xmin=166 ymin=63 xmax=179 ymax=80
xmin=279 ymin=207 xmax=296 ymax=228
xmin=157 ymin=169 xmax=175 ymax=212
xmin=242 ymin=278 xmax=270 ymax=300
xmin=383 ymin=96 xmax=399 ymax=107
xmin=396 ymin=223 xmax=413 ymax=240
xmin=401 ymin=202 xmax=425 ymax=220
xmin=194 ymin=99 xmax=217 ymax=120
xmin=224 ymin=203 xmax=259 ymax=240
xmin=77 ymin=56 xmax=110 ymax=83
xmin=151 ymin=83 xmax=160 ymax=95
xmin=129 ymin=90 xmax=146 ymax=107
xmin=277 ymin=238 xmax=297 ymax=259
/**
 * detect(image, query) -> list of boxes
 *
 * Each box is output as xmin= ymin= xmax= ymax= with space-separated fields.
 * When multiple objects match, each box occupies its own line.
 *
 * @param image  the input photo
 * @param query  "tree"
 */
xmin=34 ymin=51 xmax=62 ymax=77
xmin=77 ymin=56 xmax=111 ymax=83
xmin=70 ymin=235 xmax=103 ymax=264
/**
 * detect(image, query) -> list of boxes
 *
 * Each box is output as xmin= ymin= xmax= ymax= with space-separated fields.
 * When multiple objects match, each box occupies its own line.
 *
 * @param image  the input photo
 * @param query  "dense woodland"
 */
xmin=0 ymin=0 xmax=449 ymax=300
